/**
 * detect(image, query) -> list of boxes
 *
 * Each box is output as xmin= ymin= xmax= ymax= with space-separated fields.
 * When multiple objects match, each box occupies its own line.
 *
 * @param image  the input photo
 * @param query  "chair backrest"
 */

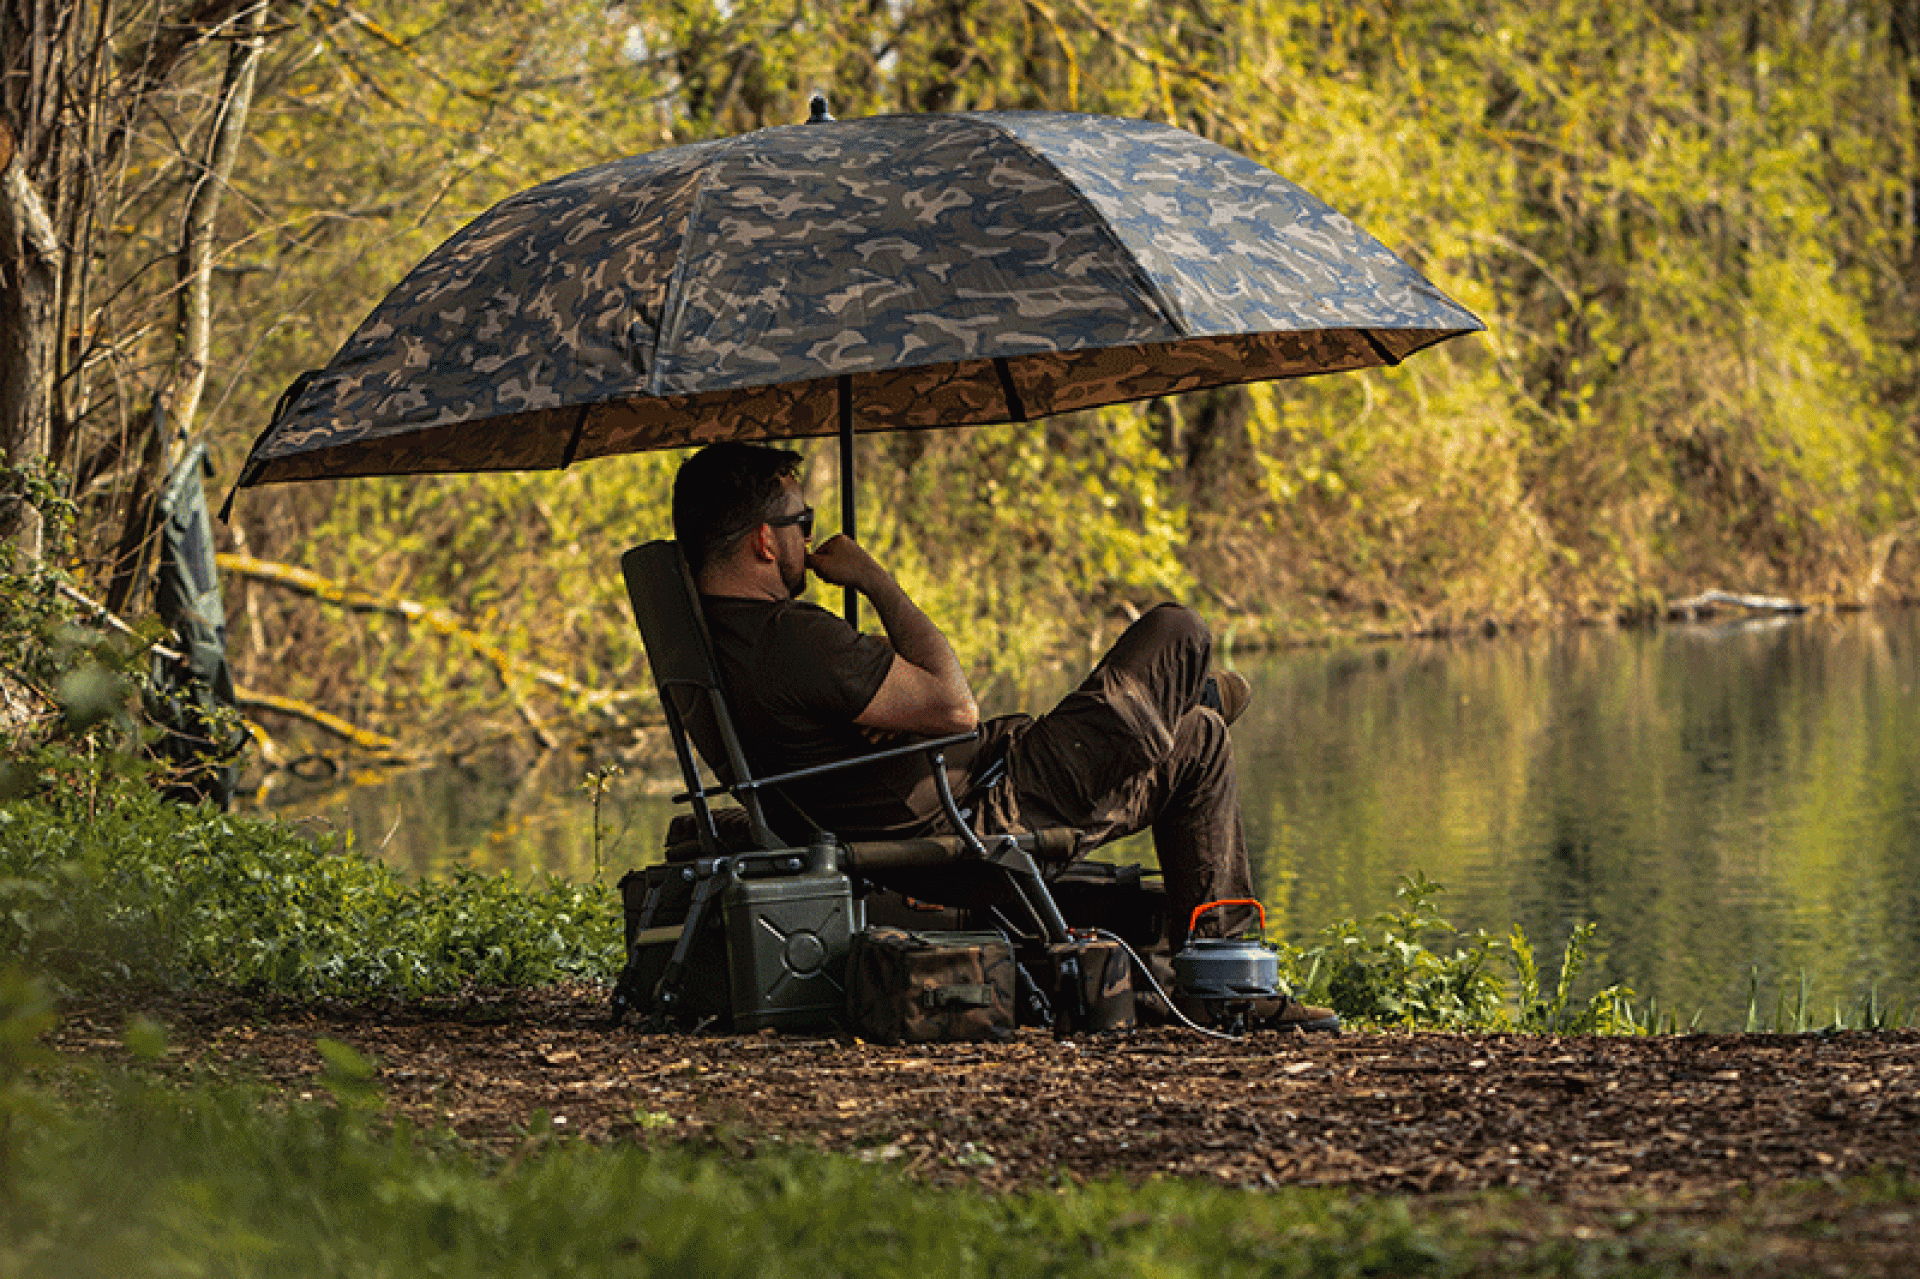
xmin=621 ymin=541 xmax=781 ymax=852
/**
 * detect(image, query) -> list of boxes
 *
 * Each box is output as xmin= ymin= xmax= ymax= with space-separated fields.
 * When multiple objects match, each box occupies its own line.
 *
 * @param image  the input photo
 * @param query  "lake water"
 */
xmin=255 ymin=608 xmax=1920 ymax=1030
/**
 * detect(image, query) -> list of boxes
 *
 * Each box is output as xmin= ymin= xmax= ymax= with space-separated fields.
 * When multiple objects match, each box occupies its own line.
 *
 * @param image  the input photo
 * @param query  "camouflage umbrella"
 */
xmin=230 ymin=106 xmax=1481 ymax=546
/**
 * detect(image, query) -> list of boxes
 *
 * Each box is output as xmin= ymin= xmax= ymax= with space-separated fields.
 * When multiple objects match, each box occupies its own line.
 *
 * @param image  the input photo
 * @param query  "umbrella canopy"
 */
xmin=233 ymin=108 xmax=1481 ymax=490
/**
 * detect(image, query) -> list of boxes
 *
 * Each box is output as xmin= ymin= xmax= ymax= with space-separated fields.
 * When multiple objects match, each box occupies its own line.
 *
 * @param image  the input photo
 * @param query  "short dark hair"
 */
xmin=672 ymin=442 xmax=805 ymax=574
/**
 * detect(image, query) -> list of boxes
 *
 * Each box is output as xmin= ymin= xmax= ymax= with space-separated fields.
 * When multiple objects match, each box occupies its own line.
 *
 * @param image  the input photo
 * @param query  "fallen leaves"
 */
xmin=48 ymin=986 xmax=1919 ymax=1202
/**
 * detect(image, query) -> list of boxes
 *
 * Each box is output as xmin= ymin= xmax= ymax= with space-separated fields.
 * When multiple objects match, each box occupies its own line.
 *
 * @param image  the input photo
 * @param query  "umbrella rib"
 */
xmin=992 ymin=357 xmax=1028 ymax=422
xmin=985 ymin=118 xmax=1190 ymax=337
xmin=646 ymin=146 xmax=736 ymax=399
xmin=1360 ymin=330 xmax=1403 ymax=367
xmin=558 ymin=407 xmax=589 ymax=469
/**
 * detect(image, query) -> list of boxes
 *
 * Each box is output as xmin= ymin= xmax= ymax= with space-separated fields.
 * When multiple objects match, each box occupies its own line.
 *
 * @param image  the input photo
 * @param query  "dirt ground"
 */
xmin=50 ymin=984 xmax=1918 ymax=1205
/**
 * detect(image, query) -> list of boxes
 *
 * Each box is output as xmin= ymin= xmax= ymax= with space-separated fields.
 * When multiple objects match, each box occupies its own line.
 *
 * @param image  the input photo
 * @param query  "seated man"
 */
xmin=671 ymin=441 xmax=1336 ymax=1031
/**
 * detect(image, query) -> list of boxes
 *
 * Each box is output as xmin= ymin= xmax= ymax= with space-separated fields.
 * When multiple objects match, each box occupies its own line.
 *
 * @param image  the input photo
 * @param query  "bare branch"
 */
xmin=171 ymin=0 xmax=269 ymax=447
xmin=216 ymin=551 xmax=646 ymax=713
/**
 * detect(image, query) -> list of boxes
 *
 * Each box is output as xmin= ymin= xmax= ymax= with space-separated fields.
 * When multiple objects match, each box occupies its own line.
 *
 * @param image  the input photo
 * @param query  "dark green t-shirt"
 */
xmin=701 ymin=594 xmax=950 ymax=836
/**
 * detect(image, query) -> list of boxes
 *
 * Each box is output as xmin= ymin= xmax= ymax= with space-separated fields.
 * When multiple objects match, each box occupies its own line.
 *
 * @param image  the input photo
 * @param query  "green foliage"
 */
xmin=0 ymin=464 xmax=76 ymax=676
xmin=0 ymin=966 xmax=57 ymax=1196
xmin=1 ymin=460 xmax=160 ymax=806
xmin=1281 ymin=873 xmax=1506 ymax=1030
xmin=1506 ymin=922 xmax=1639 ymax=1036
xmin=867 ymin=411 xmax=1196 ymax=691
xmin=6 ymin=461 xmax=614 ymax=998
xmin=1283 ymin=875 xmax=1906 ymax=1035
xmin=0 ymin=788 xmax=620 ymax=1001
xmin=1279 ymin=874 xmax=1639 ymax=1033
xmin=12 ymin=0 xmax=1920 ymax=751
xmin=186 ymin=0 xmax=1920 ymax=751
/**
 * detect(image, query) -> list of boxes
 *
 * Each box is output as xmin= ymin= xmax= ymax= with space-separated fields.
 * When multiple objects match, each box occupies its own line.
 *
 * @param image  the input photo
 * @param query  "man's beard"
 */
xmin=781 ymin=553 xmax=808 ymax=599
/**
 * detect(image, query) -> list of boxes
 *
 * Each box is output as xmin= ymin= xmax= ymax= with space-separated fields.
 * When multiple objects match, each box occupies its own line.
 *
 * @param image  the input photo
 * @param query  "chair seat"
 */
xmin=664 ymin=807 xmax=760 ymax=860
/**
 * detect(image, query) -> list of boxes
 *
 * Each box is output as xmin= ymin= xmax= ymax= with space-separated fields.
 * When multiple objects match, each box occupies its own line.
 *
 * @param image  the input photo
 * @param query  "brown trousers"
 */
xmin=966 ymin=604 xmax=1257 ymax=945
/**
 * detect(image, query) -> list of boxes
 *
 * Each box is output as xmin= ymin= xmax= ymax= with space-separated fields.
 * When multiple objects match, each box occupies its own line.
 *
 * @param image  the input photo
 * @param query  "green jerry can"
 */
xmin=722 ymin=843 xmax=862 ymax=1032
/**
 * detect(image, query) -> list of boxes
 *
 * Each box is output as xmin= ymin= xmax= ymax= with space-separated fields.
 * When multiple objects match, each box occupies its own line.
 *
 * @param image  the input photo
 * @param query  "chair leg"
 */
xmin=929 ymin=748 xmax=1072 ymax=944
xmin=650 ymin=871 xmax=725 ymax=1028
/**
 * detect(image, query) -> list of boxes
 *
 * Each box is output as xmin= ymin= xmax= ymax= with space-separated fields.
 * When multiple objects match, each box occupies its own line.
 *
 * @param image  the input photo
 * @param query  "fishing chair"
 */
xmin=614 ymin=539 xmax=1111 ymax=1027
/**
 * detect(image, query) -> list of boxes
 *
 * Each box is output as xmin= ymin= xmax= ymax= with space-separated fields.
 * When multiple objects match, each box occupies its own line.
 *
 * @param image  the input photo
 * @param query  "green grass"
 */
xmin=5 ymin=1065 xmax=1916 ymax=1279
xmin=1275 ymin=874 xmax=1913 ymax=1035
xmin=4 ymin=784 xmax=1909 ymax=1032
xmin=6 ymin=1069 xmax=1437 ymax=1279
xmin=1274 ymin=874 xmax=1641 ymax=1035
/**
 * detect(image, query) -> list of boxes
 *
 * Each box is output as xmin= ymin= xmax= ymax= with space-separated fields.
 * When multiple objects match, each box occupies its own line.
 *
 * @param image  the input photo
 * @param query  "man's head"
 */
xmin=673 ymin=442 xmax=810 ymax=590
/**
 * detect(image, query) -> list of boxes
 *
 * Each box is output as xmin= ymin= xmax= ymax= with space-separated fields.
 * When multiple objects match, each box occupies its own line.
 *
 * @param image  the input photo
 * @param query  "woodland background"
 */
xmin=7 ymin=0 xmax=1920 ymax=761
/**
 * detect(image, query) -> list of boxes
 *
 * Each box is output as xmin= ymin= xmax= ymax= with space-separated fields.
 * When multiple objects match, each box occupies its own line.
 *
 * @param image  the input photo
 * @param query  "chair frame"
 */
xmin=620 ymin=542 xmax=1075 ymax=962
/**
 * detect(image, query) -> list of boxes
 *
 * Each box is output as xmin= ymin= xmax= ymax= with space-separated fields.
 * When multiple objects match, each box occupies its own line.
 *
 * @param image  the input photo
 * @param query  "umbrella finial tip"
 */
xmin=808 ymin=94 xmax=834 ymax=123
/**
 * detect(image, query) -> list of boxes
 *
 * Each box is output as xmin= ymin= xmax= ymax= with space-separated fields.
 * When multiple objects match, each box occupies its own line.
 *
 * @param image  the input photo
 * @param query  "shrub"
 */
xmin=0 ymin=788 xmax=619 ymax=1000
xmin=1277 ymin=874 xmax=1638 ymax=1033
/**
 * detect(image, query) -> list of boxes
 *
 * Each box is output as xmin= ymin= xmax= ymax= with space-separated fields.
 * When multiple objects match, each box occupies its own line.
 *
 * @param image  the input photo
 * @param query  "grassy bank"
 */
xmin=0 ymin=788 xmax=618 ymax=1002
xmin=0 ymin=782 xmax=1640 ymax=1033
xmin=5 ymin=783 xmax=1907 ymax=1033
xmin=4 ymin=788 xmax=1916 ymax=1277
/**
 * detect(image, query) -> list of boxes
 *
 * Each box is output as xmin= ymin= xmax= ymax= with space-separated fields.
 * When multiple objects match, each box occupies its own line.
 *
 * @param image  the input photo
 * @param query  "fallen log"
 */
xmin=231 ymin=684 xmax=410 ymax=760
xmin=216 ymin=552 xmax=643 ymax=715
xmin=1666 ymin=590 xmax=1809 ymax=621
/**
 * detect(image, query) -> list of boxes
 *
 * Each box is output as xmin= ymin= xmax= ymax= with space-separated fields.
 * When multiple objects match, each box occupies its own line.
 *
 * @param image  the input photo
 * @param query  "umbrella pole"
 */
xmin=838 ymin=374 xmax=858 ymax=627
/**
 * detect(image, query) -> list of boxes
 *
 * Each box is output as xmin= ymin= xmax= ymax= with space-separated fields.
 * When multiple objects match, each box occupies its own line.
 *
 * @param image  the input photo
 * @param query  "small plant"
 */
xmin=1617 ymin=993 xmax=1705 ymax=1036
xmin=1742 ymin=970 xmax=1913 ymax=1033
xmin=1278 ymin=873 xmax=1504 ymax=1030
xmin=1278 ymin=875 xmax=1641 ymax=1033
xmin=1508 ymin=922 xmax=1638 ymax=1034
xmin=580 ymin=760 xmax=626 ymax=883
xmin=1849 ymin=984 xmax=1911 ymax=1032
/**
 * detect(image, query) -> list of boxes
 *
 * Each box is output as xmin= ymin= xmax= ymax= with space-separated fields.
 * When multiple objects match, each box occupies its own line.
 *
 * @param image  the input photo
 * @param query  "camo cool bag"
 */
xmin=844 ymin=928 xmax=1015 ymax=1044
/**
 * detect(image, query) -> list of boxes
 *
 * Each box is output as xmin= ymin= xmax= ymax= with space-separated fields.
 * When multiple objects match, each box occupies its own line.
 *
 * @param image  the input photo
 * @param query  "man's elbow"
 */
xmin=938 ymin=697 xmax=981 ymax=736
xmin=907 ymin=665 xmax=978 ymax=735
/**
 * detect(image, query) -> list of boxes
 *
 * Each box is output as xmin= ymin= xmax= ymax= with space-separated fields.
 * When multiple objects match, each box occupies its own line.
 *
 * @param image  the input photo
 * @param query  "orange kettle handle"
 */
xmin=1188 ymin=897 xmax=1267 ymax=935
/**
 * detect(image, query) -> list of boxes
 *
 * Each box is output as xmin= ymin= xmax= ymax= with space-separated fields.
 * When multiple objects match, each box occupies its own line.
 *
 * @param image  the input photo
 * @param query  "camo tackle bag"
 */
xmin=1041 ymin=937 xmax=1136 ymax=1033
xmin=844 ymin=928 xmax=1015 ymax=1044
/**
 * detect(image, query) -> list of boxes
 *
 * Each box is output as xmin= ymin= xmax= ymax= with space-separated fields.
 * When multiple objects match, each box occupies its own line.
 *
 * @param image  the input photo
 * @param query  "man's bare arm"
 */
xmin=806 ymin=535 xmax=978 ymax=736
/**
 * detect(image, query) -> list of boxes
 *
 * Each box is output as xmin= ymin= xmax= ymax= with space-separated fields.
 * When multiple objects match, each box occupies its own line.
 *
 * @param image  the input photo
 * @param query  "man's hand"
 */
xmin=811 ymin=534 xmax=978 ymax=737
xmin=805 ymin=534 xmax=889 ymax=596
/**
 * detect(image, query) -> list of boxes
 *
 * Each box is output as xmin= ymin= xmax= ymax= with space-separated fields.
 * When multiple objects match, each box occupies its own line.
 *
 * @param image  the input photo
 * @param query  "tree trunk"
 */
xmin=103 ymin=1 xmax=270 ymax=614
xmin=0 ymin=127 xmax=62 ymax=560
xmin=1894 ymin=0 xmax=1920 ymax=303
xmin=171 ymin=0 xmax=268 ymax=452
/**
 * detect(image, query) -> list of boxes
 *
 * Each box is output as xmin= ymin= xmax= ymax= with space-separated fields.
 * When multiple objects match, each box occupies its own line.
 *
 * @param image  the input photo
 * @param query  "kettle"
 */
xmin=1172 ymin=898 xmax=1280 ymax=1001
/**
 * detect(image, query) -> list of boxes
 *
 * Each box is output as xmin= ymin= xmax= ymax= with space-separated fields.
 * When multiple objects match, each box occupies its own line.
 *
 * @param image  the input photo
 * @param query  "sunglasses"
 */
xmin=765 ymin=506 xmax=814 ymax=539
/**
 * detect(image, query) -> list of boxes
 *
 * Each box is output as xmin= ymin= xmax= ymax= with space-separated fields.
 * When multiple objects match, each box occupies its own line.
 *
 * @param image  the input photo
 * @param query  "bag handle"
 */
xmin=921 ymin=983 xmax=995 ymax=1010
xmin=1188 ymin=897 xmax=1267 ymax=937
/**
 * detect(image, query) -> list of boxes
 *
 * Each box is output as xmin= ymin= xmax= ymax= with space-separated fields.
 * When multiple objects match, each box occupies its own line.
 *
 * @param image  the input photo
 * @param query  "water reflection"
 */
xmin=254 ymin=609 xmax=1920 ymax=1029
xmin=255 ymin=743 xmax=678 ymax=884
xmin=1245 ymin=611 xmax=1920 ymax=1028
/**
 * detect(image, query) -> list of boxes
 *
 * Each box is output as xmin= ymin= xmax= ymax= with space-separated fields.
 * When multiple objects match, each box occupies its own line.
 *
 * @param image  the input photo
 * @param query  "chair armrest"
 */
xmin=671 ymin=730 xmax=979 ymax=803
